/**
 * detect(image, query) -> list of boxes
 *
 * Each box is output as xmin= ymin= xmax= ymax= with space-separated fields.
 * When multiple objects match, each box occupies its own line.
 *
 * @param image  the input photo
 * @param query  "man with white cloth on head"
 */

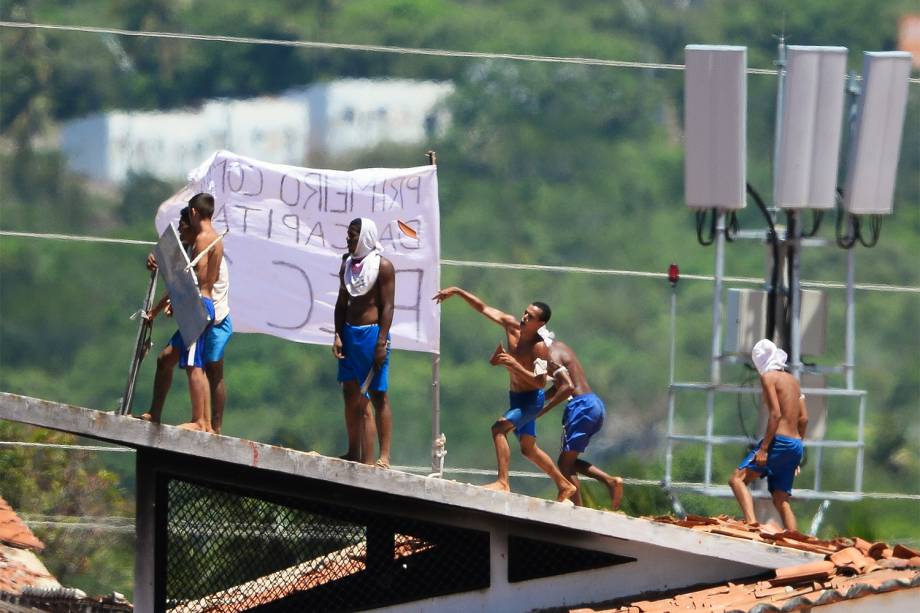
xmin=728 ymin=339 xmax=809 ymax=530
xmin=333 ymin=218 xmax=395 ymax=468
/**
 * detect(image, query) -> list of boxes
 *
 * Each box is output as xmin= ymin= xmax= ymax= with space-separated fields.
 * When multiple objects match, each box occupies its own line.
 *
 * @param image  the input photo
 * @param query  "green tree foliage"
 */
xmin=1 ymin=0 xmax=918 ymax=596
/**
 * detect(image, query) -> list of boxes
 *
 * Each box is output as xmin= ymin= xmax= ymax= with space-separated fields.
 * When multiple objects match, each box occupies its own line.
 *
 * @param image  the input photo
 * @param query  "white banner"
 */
xmin=155 ymin=150 xmax=441 ymax=353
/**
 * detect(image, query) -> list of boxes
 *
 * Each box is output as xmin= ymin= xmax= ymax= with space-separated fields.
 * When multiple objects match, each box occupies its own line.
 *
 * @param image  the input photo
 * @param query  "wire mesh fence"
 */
xmin=162 ymin=476 xmax=490 ymax=611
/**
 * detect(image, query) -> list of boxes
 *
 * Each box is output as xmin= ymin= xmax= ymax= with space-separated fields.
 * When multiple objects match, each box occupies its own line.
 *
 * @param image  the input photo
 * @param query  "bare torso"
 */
xmin=548 ymin=341 xmax=592 ymax=396
xmin=763 ymin=370 xmax=803 ymax=439
xmin=338 ymin=256 xmax=394 ymax=325
xmin=192 ymin=225 xmax=221 ymax=299
xmin=505 ymin=328 xmax=547 ymax=392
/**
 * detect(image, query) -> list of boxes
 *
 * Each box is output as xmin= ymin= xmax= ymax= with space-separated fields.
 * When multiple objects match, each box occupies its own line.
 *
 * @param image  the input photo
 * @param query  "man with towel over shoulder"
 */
xmin=333 ymin=218 xmax=395 ymax=468
xmin=728 ymin=339 xmax=809 ymax=530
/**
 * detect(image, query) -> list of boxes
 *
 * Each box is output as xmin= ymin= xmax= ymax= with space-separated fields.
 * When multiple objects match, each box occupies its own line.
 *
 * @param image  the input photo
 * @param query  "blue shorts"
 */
xmin=739 ymin=434 xmax=804 ymax=494
xmin=502 ymin=389 xmax=545 ymax=439
xmin=169 ymin=297 xmax=215 ymax=370
xmin=204 ymin=315 xmax=233 ymax=363
xmin=337 ymin=323 xmax=390 ymax=396
xmin=561 ymin=393 xmax=606 ymax=453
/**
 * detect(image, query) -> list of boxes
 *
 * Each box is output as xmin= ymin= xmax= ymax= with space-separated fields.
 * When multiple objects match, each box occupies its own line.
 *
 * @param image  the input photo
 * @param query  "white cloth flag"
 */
xmin=155 ymin=150 xmax=441 ymax=353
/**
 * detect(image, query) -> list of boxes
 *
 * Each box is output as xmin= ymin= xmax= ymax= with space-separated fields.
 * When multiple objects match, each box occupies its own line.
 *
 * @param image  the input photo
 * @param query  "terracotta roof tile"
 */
xmin=570 ymin=514 xmax=920 ymax=613
xmin=893 ymin=544 xmax=920 ymax=559
xmin=0 ymin=544 xmax=59 ymax=596
xmin=0 ymin=497 xmax=43 ymax=551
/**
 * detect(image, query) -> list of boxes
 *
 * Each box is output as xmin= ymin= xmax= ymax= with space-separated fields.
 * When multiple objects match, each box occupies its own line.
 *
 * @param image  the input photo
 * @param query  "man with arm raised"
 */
xmin=433 ymin=287 xmax=576 ymax=502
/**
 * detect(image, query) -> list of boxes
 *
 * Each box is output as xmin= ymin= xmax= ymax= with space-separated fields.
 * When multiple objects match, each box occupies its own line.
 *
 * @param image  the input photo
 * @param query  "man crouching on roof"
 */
xmin=433 ymin=287 xmax=576 ymax=503
xmin=728 ymin=339 xmax=809 ymax=530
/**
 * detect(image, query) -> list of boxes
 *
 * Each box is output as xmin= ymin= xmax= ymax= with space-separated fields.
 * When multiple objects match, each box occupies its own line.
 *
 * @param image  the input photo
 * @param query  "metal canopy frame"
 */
xmin=663 ymin=217 xmax=867 ymax=502
xmin=666 ymin=38 xmax=871 ymax=505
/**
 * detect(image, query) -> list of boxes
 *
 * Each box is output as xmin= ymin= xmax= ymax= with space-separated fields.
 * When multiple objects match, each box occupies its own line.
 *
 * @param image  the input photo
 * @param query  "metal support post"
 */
xmin=704 ymin=212 xmax=726 ymax=486
xmin=855 ymin=394 xmax=866 ymax=494
xmin=788 ymin=212 xmax=802 ymax=379
xmin=665 ymin=284 xmax=677 ymax=487
xmin=431 ymin=353 xmax=444 ymax=476
xmin=845 ymin=248 xmax=856 ymax=389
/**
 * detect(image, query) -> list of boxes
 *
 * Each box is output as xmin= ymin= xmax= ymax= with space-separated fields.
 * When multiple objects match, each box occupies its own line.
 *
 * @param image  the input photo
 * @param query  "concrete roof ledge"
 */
xmin=0 ymin=392 xmax=820 ymax=570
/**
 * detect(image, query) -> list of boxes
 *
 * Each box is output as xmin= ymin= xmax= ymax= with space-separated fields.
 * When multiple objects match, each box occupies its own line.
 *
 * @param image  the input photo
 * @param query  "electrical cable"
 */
xmin=724 ymin=211 xmax=740 ymax=242
xmin=6 ymin=20 xmax=919 ymax=85
xmin=695 ymin=209 xmax=716 ymax=246
xmin=746 ymin=183 xmax=781 ymax=339
xmin=2 ymin=229 xmax=918 ymax=293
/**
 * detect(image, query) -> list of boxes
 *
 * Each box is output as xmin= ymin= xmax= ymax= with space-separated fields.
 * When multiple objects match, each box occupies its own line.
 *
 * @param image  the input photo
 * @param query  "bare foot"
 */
xmin=608 ymin=476 xmax=624 ymax=510
xmin=338 ymin=453 xmax=360 ymax=462
xmin=178 ymin=421 xmax=212 ymax=433
xmin=136 ymin=413 xmax=159 ymax=424
xmin=482 ymin=480 xmax=511 ymax=493
xmin=556 ymin=481 xmax=577 ymax=503
xmin=375 ymin=458 xmax=391 ymax=469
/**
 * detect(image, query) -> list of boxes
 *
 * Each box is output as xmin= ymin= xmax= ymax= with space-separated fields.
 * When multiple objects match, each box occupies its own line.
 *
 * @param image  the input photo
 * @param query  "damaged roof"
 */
xmin=568 ymin=515 xmax=920 ymax=613
xmin=0 ymin=496 xmax=43 ymax=552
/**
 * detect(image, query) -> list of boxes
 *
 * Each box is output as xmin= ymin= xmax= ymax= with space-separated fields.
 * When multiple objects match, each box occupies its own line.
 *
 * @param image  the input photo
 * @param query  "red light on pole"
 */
xmin=668 ymin=263 xmax=680 ymax=286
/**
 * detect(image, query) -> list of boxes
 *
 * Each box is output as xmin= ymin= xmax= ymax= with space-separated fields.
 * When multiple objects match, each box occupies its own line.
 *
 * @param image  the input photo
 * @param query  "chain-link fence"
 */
xmin=161 ymin=477 xmax=490 ymax=611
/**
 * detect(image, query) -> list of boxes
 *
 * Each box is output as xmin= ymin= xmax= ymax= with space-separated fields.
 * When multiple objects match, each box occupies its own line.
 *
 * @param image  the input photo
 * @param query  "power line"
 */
xmin=2 ymin=21 xmax=918 ymax=85
xmin=0 ymin=230 xmax=155 ymax=246
xmin=0 ymin=441 xmax=134 ymax=452
xmin=2 ymin=230 xmax=918 ymax=294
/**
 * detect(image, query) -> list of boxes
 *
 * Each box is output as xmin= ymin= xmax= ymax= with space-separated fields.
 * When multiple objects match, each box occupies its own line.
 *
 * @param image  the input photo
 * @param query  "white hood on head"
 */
xmin=752 ymin=338 xmax=787 ymax=375
xmin=353 ymin=218 xmax=382 ymax=260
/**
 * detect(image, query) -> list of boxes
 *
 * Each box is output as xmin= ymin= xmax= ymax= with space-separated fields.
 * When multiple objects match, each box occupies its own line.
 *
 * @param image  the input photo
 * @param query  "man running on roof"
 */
xmin=534 ymin=336 xmax=624 ymax=509
xmin=728 ymin=339 xmax=809 ymax=530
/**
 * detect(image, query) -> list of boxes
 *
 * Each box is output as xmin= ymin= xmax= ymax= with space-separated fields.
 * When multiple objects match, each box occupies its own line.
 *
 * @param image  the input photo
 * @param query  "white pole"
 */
xmin=704 ymin=212 xmax=726 ymax=486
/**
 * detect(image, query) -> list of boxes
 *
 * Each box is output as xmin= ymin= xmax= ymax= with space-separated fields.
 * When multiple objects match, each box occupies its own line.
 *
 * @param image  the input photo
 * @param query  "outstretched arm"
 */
xmin=433 ymin=286 xmax=517 ymax=330
xmin=537 ymin=365 xmax=575 ymax=419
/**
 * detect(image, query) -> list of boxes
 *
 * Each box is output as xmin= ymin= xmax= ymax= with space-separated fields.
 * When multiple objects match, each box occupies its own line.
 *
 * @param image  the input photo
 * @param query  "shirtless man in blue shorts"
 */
xmin=161 ymin=193 xmax=225 ymax=432
xmin=140 ymin=204 xmax=233 ymax=433
xmin=728 ymin=338 xmax=809 ymax=530
xmin=535 ymin=339 xmax=624 ymax=509
xmin=433 ymin=287 xmax=576 ymax=502
xmin=334 ymin=218 xmax=395 ymax=467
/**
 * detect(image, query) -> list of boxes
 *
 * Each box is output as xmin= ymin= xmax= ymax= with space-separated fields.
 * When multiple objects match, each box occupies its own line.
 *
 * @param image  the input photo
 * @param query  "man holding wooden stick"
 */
xmin=140 ymin=202 xmax=232 ymax=433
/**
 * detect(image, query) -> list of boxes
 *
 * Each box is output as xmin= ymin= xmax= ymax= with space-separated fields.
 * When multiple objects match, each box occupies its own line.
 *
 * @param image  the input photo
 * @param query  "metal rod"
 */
xmin=845 ymin=247 xmax=856 ymax=389
xmin=669 ymin=287 xmax=677 ymax=385
xmin=665 ymin=390 xmax=675 ymax=486
xmin=855 ymin=394 xmax=866 ymax=494
xmin=665 ymin=284 xmax=678 ymax=487
xmin=771 ymin=34 xmax=787 ymax=216
xmin=813 ymin=446 xmax=824 ymax=491
xmin=668 ymin=434 xmax=861 ymax=449
xmin=669 ymin=382 xmax=866 ymax=397
xmin=704 ymin=212 xmax=726 ymax=486
xmin=431 ymin=353 xmax=442 ymax=475
xmin=426 ymin=149 xmax=443 ymax=476
xmin=789 ymin=212 xmax=802 ymax=379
